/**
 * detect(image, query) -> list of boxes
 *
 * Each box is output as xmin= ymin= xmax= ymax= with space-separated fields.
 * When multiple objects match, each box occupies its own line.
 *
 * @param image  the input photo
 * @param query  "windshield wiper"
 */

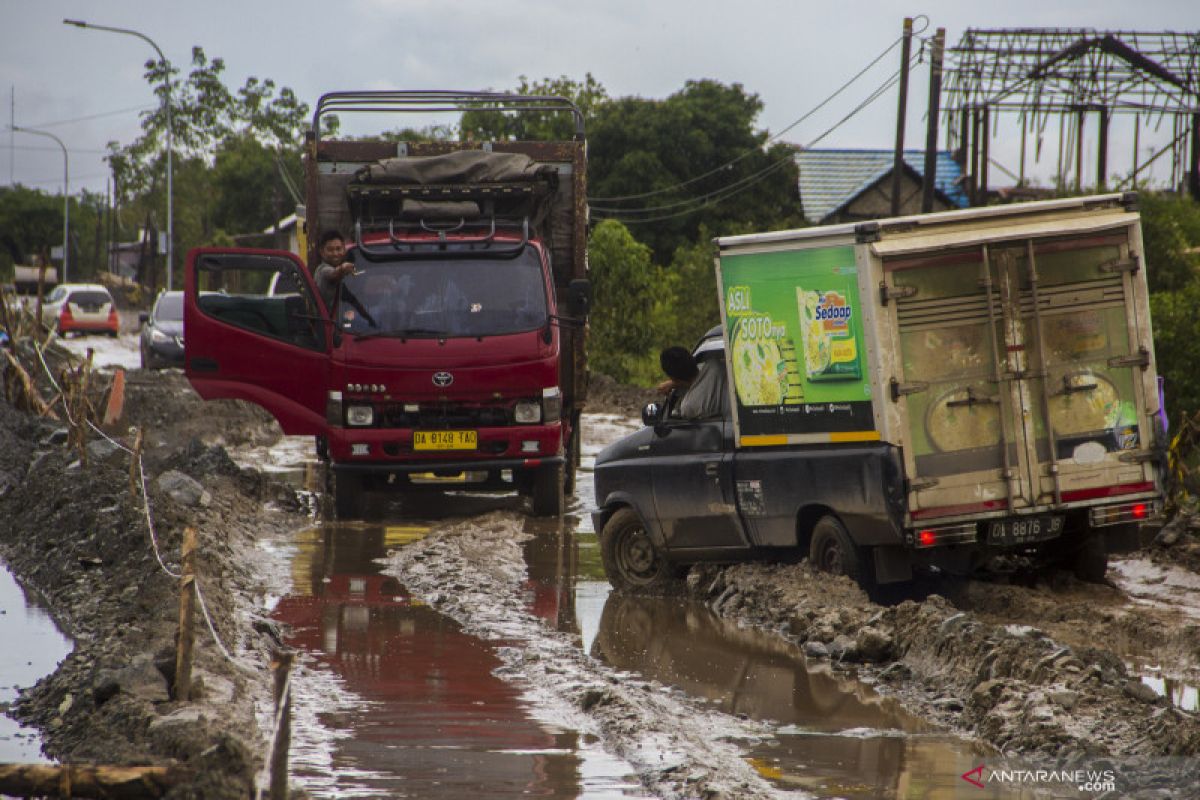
xmin=352 ymin=327 xmax=446 ymax=341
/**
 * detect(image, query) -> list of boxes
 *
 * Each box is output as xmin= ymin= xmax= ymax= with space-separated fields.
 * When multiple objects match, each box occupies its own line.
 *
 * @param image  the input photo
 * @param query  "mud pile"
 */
xmin=688 ymin=562 xmax=1200 ymax=785
xmin=0 ymin=361 xmax=307 ymax=798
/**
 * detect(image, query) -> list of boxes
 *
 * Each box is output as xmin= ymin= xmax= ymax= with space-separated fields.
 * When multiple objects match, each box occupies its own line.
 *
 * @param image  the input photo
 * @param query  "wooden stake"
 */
xmin=270 ymin=650 xmax=294 ymax=800
xmin=129 ymin=428 xmax=144 ymax=498
xmin=174 ymin=527 xmax=197 ymax=702
xmin=0 ymin=764 xmax=171 ymax=799
xmin=1 ymin=349 xmax=58 ymax=419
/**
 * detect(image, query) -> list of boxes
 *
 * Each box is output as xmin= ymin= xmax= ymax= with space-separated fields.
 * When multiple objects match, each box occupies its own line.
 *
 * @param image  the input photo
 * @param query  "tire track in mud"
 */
xmin=384 ymin=511 xmax=793 ymax=800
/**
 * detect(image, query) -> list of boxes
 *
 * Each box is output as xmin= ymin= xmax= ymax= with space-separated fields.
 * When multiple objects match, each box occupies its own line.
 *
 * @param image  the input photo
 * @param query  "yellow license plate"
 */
xmin=413 ymin=430 xmax=478 ymax=451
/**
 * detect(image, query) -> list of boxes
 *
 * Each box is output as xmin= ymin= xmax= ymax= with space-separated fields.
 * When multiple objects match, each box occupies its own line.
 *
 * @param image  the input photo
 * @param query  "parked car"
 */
xmin=139 ymin=290 xmax=185 ymax=369
xmin=41 ymin=283 xmax=119 ymax=337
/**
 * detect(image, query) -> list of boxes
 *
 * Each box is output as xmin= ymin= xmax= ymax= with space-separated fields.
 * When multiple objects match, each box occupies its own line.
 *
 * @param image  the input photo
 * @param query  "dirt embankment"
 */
xmin=687 ymin=562 xmax=1200 ymax=784
xmin=0 ymin=358 xmax=308 ymax=799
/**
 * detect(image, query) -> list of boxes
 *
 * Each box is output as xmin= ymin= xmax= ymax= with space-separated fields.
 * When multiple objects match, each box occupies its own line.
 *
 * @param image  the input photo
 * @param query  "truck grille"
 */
xmin=379 ymin=403 xmax=511 ymax=429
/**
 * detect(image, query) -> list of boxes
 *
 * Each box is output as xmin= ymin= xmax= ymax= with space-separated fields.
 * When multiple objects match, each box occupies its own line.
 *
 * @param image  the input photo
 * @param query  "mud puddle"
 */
xmin=270 ymin=519 xmax=649 ymax=798
xmin=0 ymin=561 xmax=72 ymax=762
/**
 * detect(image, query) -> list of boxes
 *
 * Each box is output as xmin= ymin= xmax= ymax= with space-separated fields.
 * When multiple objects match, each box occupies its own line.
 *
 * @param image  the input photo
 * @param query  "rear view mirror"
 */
xmin=568 ymin=279 xmax=591 ymax=318
xmin=641 ymin=402 xmax=660 ymax=427
xmin=138 ymin=312 xmax=149 ymax=325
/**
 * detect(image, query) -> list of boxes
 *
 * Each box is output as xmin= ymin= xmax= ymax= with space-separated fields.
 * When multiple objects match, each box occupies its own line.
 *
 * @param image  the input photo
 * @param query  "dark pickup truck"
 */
xmin=592 ymin=195 xmax=1164 ymax=590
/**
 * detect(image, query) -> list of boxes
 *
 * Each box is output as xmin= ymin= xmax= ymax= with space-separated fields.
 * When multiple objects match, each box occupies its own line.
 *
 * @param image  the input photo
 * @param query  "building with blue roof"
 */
xmin=795 ymin=149 xmax=969 ymax=225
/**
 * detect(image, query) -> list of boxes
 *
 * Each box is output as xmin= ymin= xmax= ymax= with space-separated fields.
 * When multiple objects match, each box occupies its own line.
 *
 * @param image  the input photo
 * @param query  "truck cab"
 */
xmin=183 ymin=92 xmax=589 ymax=518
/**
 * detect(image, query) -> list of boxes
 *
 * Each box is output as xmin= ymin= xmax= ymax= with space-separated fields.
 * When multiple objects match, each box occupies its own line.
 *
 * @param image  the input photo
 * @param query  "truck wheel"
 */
xmin=530 ymin=462 xmax=565 ymax=517
xmin=1070 ymin=532 xmax=1108 ymax=583
xmin=334 ymin=471 xmax=366 ymax=520
xmin=600 ymin=507 xmax=675 ymax=592
xmin=809 ymin=515 xmax=865 ymax=584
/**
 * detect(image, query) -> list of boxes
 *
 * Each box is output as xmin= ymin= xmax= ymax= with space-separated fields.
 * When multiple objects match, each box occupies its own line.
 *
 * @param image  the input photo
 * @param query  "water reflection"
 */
xmin=0 ymin=563 xmax=73 ymax=763
xmin=274 ymin=522 xmax=644 ymax=798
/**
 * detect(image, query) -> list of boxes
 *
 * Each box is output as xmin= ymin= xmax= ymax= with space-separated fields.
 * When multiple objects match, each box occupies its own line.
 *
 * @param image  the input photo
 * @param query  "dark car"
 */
xmin=139 ymin=290 xmax=185 ymax=369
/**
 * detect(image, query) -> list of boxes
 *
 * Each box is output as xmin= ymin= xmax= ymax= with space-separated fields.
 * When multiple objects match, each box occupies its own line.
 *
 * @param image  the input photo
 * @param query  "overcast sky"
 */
xmin=3 ymin=0 xmax=1197 ymax=199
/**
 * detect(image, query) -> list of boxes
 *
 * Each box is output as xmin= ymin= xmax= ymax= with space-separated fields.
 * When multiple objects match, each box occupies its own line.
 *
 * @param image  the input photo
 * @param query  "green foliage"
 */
xmin=1141 ymin=193 xmax=1200 ymax=292
xmin=588 ymin=80 xmax=802 ymax=263
xmin=0 ymin=186 xmax=111 ymax=281
xmin=587 ymin=219 xmax=673 ymax=383
xmin=1151 ymin=284 xmax=1200 ymax=421
xmin=460 ymin=74 xmax=607 ymax=142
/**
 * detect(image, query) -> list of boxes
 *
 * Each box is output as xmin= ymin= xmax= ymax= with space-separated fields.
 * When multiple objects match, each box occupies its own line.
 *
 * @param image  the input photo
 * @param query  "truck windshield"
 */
xmin=339 ymin=248 xmax=548 ymax=339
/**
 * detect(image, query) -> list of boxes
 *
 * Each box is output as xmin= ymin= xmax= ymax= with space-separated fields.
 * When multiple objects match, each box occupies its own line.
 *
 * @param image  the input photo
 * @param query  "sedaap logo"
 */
xmin=814 ymin=291 xmax=852 ymax=330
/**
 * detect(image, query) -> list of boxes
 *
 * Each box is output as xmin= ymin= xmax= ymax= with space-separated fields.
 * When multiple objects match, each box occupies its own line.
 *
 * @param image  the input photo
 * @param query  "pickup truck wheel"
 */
xmin=809 ymin=515 xmax=864 ymax=583
xmin=530 ymin=463 xmax=564 ymax=517
xmin=333 ymin=471 xmax=366 ymax=519
xmin=1070 ymin=532 xmax=1108 ymax=583
xmin=601 ymin=507 xmax=675 ymax=592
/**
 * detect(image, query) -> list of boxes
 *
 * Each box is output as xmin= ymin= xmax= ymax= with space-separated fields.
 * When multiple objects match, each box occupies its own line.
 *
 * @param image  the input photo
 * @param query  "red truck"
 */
xmin=183 ymin=91 xmax=590 ymax=517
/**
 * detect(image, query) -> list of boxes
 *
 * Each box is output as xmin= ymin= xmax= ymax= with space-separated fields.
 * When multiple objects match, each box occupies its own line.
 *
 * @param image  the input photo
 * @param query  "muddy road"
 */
xmin=0 ymin=340 xmax=1199 ymax=798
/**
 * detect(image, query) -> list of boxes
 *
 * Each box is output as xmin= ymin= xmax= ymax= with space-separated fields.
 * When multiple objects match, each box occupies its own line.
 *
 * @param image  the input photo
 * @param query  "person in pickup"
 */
xmin=315 ymin=230 xmax=356 ymax=311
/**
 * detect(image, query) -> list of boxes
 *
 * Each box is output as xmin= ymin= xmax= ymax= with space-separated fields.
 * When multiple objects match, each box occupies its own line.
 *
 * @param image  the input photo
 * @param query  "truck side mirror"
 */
xmin=138 ymin=312 xmax=150 ymax=325
xmin=640 ymin=402 xmax=660 ymax=427
xmin=568 ymin=279 xmax=591 ymax=318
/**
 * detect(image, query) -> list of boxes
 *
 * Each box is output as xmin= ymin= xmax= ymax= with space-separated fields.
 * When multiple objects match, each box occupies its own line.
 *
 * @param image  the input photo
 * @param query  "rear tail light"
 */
xmin=59 ymin=305 xmax=74 ymax=325
xmin=913 ymin=522 xmax=977 ymax=549
xmin=1090 ymin=500 xmax=1158 ymax=527
xmin=108 ymin=306 xmax=119 ymax=329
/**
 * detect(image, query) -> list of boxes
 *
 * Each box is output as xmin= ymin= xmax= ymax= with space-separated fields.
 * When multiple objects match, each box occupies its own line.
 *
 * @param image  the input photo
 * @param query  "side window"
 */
xmin=196 ymin=254 xmax=325 ymax=351
xmin=47 ymin=287 xmax=66 ymax=303
xmin=675 ymin=358 xmax=729 ymax=420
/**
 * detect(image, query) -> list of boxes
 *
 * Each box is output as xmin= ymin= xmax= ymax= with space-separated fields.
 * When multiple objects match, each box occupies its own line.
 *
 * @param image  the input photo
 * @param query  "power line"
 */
xmin=3 ymin=172 xmax=111 ymax=189
xmin=23 ymin=103 xmax=153 ymax=130
xmin=9 ymin=143 xmax=111 ymax=155
xmin=589 ymin=15 xmax=929 ymax=205
xmin=592 ymin=57 xmax=912 ymax=225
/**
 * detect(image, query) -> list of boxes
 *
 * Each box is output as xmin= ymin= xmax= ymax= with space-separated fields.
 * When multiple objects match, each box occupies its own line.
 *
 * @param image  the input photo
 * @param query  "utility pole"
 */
xmin=890 ymin=17 xmax=913 ymax=216
xmin=921 ymin=28 xmax=946 ymax=213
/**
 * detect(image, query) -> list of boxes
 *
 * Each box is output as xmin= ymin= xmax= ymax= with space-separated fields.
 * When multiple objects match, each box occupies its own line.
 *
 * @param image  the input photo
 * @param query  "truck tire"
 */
xmin=1070 ymin=532 xmax=1108 ymax=583
xmin=334 ymin=471 xmax=366 ymax=520
xmin=809 ymin=515 xmax=867 ymax=585
xmin=530 ymin=462 xmax=565 ymax=517
xmin=600 ymin=507 xmax=676 ymax=592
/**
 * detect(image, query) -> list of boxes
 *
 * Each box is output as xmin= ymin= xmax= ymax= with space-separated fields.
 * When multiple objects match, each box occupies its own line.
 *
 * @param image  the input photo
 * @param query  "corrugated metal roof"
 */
xmin=795 ymin=148 xmax=968 ymax=223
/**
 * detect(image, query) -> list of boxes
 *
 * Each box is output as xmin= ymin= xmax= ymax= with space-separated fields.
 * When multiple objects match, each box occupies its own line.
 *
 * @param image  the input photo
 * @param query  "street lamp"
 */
xmin=64 ymin=18 xmax=173 ymax=291
xmin=11 ymin=125 xmax=69 ymax=283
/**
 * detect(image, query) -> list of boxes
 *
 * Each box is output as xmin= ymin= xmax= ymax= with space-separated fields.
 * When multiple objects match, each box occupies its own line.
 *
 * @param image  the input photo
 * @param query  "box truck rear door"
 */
xmin=185 ymin=248 xmax=330 ymax=436
xmin=887 ymin=228 xmax=1154 ymax=519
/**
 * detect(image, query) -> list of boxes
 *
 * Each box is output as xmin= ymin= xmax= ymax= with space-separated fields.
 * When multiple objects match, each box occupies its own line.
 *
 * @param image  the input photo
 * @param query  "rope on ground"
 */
xmin=86 ymin=419 xmax=134 ymax=454
xmin=193 ymin=576 xmax=259 ymax=676
xmin=32 ymin=341 xmax=75 ymax=427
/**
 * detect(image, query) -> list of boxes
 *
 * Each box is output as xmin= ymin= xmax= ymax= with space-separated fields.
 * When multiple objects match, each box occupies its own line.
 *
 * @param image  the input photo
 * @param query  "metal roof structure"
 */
xmin=794 ymin=149 xmax=968 ymax=224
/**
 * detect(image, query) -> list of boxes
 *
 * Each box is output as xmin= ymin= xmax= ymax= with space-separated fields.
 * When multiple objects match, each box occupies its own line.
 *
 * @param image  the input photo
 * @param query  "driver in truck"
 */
xmin=315 ymin=230 xmax=356 ymax=310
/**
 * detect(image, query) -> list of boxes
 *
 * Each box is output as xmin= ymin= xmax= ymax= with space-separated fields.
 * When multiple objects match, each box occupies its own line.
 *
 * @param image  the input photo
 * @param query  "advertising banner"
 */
xmin=719 ymin=245 xmax=876 ymax=444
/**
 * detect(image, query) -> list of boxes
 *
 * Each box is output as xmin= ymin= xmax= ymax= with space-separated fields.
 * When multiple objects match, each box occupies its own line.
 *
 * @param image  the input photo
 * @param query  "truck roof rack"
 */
xmin=312 ymin=90 xmax=586 ymax=142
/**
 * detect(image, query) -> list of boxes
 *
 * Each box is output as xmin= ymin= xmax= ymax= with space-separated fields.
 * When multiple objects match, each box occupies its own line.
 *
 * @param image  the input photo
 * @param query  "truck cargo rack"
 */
xmin=353 ymin=216 xmax=530 ymax=261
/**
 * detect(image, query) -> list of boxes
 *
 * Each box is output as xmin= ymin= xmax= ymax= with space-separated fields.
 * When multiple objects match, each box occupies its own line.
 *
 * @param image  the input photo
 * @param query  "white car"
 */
xmin=40 ymin=283 xmax=120 ymax=337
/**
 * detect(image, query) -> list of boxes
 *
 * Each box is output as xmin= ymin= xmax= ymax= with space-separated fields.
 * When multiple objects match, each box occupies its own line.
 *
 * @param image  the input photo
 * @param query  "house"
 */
xmin=795 ymin=149 xmax=969 ymax=225
xmin=231 ymin=211 xmax=302 ymax=255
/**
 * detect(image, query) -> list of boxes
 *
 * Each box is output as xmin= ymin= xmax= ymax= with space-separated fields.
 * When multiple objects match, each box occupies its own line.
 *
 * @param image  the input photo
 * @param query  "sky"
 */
xmin=2 ymin=0 xmax=1197 ymax=200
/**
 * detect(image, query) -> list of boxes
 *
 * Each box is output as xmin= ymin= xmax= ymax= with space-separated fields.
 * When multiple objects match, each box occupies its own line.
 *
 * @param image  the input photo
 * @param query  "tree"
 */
xmin=460 ymin=74 xmax=607 ymax=142
xmin=1140 ymin=193 xmax=1200 ymax=292
xmin=587 ymin=219 xmax=672 ymax=383
xmin=588 ymin=80 xmax=802 ymax=263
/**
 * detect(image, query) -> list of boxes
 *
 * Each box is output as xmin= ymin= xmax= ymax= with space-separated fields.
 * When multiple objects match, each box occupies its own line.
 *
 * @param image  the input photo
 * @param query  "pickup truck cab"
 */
xmin=593 ymin=327 xmax=904 ymax=590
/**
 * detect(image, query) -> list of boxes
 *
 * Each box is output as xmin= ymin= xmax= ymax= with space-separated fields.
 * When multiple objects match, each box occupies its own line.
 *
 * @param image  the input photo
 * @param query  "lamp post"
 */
xmin=12 ymin=125 xmax=69 ymax=283
xmin=64 ymin=18 xmax=173 ymax=291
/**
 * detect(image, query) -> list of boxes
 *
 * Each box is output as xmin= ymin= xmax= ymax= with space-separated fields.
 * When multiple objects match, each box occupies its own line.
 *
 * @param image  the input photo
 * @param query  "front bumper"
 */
xmin=327 ymin=421 xmax=563 ymax=465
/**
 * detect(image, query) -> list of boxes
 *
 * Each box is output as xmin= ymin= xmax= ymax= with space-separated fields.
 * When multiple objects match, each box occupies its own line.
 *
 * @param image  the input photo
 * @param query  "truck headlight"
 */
xmin=514 ymin=400 xmax=541 ymax=424
xmin=346 ymin=405 xmax=374 ymax=426
xmin=542 ymin=386 xmax=562 ymax=421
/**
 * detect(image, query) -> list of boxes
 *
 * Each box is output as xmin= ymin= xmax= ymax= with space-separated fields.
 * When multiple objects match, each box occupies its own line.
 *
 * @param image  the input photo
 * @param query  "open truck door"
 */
xmin=184 ymin=248 xmax=331 ymax=436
